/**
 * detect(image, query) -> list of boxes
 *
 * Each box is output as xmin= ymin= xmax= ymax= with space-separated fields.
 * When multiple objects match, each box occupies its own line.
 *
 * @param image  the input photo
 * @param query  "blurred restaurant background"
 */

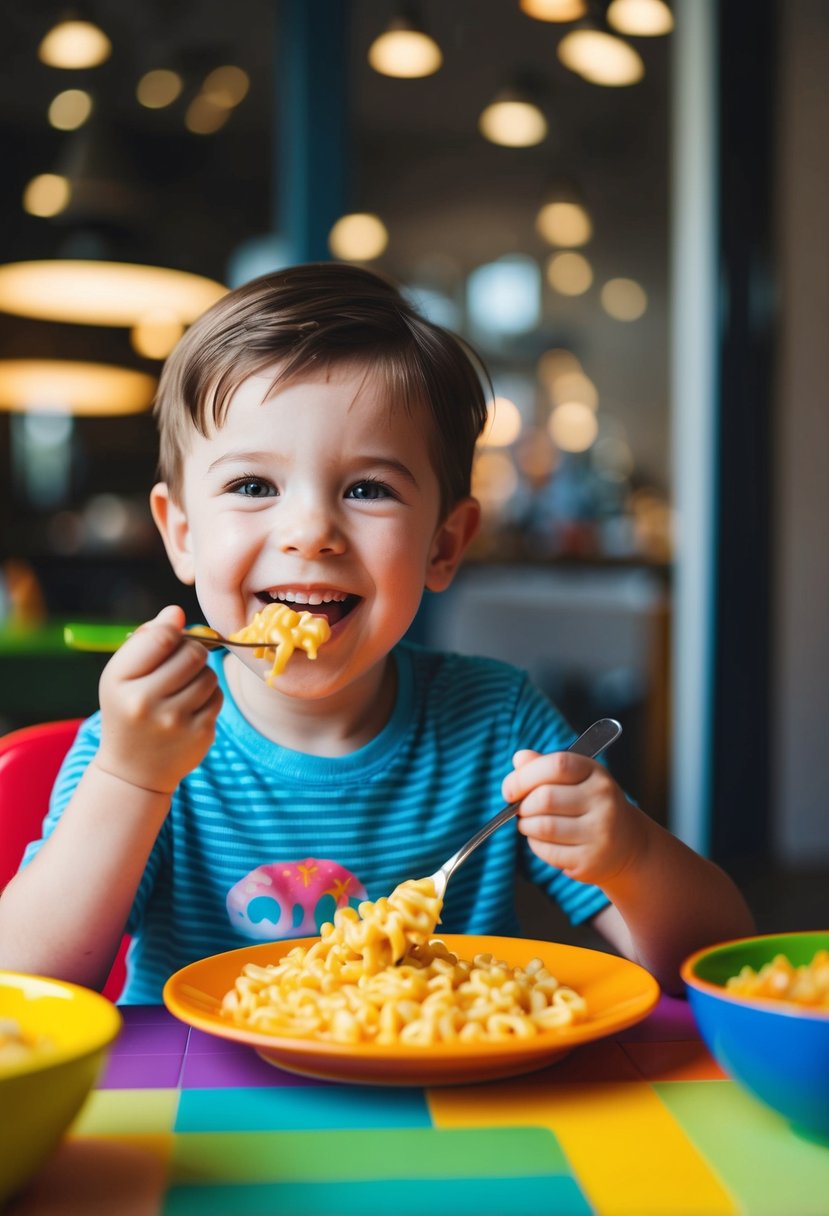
xmin=0 ymin=1 xmax=826 ymax=932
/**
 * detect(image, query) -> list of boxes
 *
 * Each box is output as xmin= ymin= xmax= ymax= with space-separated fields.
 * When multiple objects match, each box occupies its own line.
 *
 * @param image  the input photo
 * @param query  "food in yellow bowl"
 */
xmin=0 ymin=971 xmax=122 ymax=1205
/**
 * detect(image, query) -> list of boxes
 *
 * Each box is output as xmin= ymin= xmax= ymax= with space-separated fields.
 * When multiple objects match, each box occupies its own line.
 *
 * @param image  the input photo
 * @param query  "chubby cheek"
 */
xmin=370 ymin=537 xmax=432 ymax=623
xmin=189 ymin=516 xmax=261 ymax=627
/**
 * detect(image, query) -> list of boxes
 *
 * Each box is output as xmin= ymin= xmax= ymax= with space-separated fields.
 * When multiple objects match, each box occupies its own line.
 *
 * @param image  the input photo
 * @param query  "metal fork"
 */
xmin=64 ymin=622 xmax=287 ymax=652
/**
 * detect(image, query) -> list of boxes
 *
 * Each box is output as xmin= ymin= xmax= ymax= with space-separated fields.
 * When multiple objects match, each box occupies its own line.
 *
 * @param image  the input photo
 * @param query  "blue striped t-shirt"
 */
xmin=23 ymin=640 xmax=609 ymax=1002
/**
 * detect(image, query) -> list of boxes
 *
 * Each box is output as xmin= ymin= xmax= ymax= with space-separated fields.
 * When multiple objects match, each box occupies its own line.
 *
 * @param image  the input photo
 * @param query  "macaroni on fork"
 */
xmin=221 ymin=876 xmax=588 ymax=1045
xmin=228 ymin=602 xmax=331 ymax=685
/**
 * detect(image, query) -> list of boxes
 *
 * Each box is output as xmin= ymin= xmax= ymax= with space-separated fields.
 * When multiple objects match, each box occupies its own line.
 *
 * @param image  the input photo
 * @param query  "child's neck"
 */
xmin=224 ymin=653 xmax=397 ymax=757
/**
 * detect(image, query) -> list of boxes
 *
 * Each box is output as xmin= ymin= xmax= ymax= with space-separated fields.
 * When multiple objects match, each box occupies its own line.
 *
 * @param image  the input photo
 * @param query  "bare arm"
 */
xmin=0 ymin=606 xmax=222 ymax=990
xmin=588 ymin=814 xmax=755 ymax=993
xmin=0 ymin=767 xmax=172 ymax=989
xmin=504 ymin=749 xmax=755 ymax=994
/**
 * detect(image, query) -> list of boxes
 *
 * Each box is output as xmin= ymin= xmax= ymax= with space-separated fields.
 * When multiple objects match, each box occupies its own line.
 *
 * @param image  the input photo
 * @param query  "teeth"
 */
xmin=269 ymin=590 xmax=348 ymax=606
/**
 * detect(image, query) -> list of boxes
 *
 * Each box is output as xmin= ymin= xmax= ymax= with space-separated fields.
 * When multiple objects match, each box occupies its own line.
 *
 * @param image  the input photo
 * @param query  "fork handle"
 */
xmin=63 ymin=622 xmax=258 ymax=653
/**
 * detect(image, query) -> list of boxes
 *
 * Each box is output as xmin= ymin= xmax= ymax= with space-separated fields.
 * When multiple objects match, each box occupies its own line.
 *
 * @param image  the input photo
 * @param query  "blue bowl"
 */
xmin=682 ymin=930 xmax=829 ymax=1142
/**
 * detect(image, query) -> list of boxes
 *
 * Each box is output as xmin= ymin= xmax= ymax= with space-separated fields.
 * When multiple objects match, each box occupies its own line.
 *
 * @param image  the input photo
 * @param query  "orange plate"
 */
xmin=163 ymin=936 xmax=660 ymax=1086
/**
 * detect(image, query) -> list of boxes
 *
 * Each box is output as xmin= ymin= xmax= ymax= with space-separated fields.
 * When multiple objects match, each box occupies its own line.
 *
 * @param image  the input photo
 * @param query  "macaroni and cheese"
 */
xmin=228 ymin=602 xmax=331 ymax=685
xmin=726 ymin=949 xmax=829 ymax=1009
xmin=221 ymin=876 xmax=588 ymax=1045
xmin=0 ymin=1019 xmax=51 ymax=1069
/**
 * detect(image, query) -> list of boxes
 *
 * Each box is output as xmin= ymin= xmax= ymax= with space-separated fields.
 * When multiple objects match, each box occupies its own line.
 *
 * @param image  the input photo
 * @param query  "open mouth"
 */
xmin=256 ymin=589 xmax=361 ymax=628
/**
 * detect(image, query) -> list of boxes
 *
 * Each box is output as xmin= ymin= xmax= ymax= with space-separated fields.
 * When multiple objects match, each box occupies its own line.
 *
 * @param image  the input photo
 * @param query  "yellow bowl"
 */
xmin=0 ymin=971 xmax=122 ymax=1205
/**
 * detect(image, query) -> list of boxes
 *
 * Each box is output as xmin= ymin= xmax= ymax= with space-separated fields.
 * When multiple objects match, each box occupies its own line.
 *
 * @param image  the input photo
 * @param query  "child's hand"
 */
xmin=502 ymin=747 xmax=646 ymax=888
xmin=94 ymin=605 xmax=222 ymax=795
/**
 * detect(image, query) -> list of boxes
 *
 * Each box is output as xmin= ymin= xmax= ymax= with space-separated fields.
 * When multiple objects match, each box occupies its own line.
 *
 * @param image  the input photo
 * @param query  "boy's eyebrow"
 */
xmin=361 ymin=456 xmax=420 ymax=487
xmin=206 ymin=450 xmax=420 ymax=486
xmin=206 ymin=450 xmax=276 ymax=474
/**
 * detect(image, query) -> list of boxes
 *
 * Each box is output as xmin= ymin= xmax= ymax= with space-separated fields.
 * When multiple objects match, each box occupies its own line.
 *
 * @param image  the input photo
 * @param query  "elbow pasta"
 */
xmin=0 ymin=1019 xmax=51 ymax=1069
xmin=228 ymin=602 xmax=331 ymax=685
xmin=221 ymin=876 xmax=588 ymax=1045
xmin=725 ymin=950 xmax=829 ymax=1009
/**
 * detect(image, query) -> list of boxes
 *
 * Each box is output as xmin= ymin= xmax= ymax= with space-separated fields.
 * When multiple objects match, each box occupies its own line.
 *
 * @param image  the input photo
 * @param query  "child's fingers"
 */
xmin=196 ymin=681 xmax=224 ymax=720
xmin=517 ymin=807 xmax=586 ymax=844
xmin=524 ymin=835 xmax=582 ymax=878
xmin=512 ymin=749 xmax=541 ymax=769
xmin=503 ymin=750 xmax=595 ymax=803
xmin=155 ymin=662 xmax=220 ymax=718
xmin=513 ymin=779 xmax=588 ymax=823
xmin=107 ymin=607 xmax=190 ymax=680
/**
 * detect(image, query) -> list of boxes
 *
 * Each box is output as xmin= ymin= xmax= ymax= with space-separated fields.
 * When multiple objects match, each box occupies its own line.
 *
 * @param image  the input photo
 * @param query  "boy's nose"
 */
xmin=279 ymin=502 xmax=346 ymax=558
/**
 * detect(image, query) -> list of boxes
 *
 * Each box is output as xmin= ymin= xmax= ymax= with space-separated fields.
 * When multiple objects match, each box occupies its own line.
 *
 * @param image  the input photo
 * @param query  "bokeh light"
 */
xmin=536 ymin=201 xmax=592 ymax=246
xmin=23 ymin=175 xmax=70 ymax=218
xmin=601 ymin=277 xmax=648 ymax=320
xmin=548 ymin=401 xmax=599 ymax=451
xmin=480 ymin=396 xmax=523 ymax=447
xmin=48 ymin=89 xmax=93 ymax=130
xmin=137 ymin=69 xmax=184 ymax=109
xmin=328 ymin=213 xmax=389 ymax=261
xmin=546 ymin=250 xmax=593 ymax=295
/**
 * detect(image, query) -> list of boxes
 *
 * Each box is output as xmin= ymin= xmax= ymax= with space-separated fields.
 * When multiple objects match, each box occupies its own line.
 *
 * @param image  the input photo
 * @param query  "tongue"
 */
xmin=311 ymin=602 xmax=346 ymax=626
xmin=282 ymin=599 xmax=353 ymax=626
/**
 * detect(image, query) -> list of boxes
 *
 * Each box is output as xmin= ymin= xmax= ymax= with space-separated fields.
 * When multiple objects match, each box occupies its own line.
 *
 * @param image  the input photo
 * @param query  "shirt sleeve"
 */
xmin=509 ymin=676 xmax=611 ymax=925
xmin=18 ymin=711 xmax=164 ymax=934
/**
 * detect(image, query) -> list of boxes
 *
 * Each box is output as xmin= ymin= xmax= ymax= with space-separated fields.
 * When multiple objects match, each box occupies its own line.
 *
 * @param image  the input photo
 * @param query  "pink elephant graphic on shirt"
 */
xmin=226 ymin=858 xmax=367 ymax=941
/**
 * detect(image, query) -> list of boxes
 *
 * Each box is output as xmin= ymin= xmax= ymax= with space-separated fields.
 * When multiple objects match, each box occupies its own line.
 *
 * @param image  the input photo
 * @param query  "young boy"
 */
xmin=0 ymin=263 xmax=753 ymax=1000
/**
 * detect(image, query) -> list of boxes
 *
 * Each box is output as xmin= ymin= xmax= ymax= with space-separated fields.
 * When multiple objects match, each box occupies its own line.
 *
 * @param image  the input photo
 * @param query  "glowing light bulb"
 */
xmin=557 ymin=29 xmax=644 ymax=86
xmin=38 ymin=20 xmax=111 ymax=69
xmin=368 ymin=24 xmax=442 ymax=78
xmin=328 ymin=213 xmax=389 ymax=261
xmin=607 ymin=0 xmax=674 ymax=36
xmin=479 ymin=98 xmax=547 ymax=147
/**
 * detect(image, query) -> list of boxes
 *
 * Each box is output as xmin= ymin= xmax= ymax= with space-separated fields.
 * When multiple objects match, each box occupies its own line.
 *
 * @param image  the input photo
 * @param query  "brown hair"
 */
xmin=153 ymin=262 xmax=490 ymax=514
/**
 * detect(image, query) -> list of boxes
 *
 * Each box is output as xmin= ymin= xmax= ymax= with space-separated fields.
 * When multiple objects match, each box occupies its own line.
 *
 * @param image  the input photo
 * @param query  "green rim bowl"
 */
xmin=681 ymin=930 xmax=829 ymax=1142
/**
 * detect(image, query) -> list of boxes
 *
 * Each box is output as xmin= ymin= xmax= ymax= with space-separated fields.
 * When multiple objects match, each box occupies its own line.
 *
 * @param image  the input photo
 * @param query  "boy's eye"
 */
xmin=228 ymin=477 xmax=276 ymax=498
xmin=347 ymin=479 xmax=396 ymax=501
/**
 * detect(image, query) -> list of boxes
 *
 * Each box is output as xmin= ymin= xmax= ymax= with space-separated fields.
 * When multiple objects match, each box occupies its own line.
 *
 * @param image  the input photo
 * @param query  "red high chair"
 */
xmin=0 ymin=719 xmax=129 ymax=1000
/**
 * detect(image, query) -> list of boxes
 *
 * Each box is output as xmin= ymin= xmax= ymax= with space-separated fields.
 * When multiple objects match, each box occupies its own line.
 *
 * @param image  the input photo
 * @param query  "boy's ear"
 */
xmin=149 ymin=482 xmax=196 ymax=586
xmin=425 ymin=496 xmax=481 ymax=592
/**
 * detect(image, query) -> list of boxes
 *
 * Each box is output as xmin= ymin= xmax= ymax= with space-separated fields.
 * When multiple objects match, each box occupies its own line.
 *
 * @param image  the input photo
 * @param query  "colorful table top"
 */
xmin=8 ymin=995 xmax=829 ymax=1216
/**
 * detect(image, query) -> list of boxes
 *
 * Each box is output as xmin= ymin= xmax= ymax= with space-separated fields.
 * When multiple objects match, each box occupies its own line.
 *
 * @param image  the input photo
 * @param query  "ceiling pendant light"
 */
xmin=0 ymin=360 xmax=156 ymax=416
xmin=367 ymin=8 xmax=442 ymax=78
xmin=38 ymin=18 xmax=111 ymax=69
xmin=520 ymin=0 xmax=587 ymax=20
xmin=479 ymin=83 xmax=548 ymax=148
xmin=0 ymin=261 xmax=226 ymax=327
xmin=606 ymin=0 xmax=674 ymax=36
xmin=557 ymin=24 xmax=645 ymax=86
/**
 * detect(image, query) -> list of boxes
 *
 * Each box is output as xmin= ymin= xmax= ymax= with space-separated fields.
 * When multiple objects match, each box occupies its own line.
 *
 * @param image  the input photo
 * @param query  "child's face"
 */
xmin=151 ymin=363 xmax=479 ymax=700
